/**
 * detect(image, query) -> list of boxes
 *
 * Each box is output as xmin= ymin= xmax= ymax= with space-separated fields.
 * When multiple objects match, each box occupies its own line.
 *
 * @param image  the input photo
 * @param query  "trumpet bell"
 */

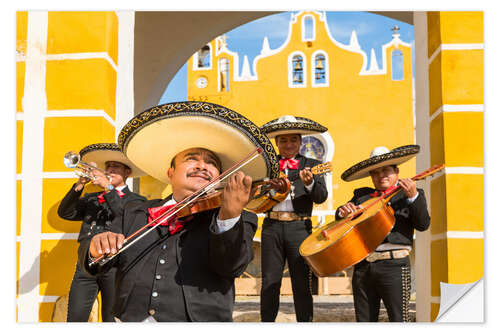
xmin=64 ymin=151 xmax=80 ymax=168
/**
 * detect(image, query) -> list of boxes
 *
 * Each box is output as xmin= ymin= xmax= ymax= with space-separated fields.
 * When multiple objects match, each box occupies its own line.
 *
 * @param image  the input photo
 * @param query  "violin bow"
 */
xmin=90 ymin=147 xmax=264 ymax=266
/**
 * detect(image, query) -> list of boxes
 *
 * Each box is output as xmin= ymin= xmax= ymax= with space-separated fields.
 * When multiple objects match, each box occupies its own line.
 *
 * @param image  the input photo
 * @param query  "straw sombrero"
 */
xmin=117 ymin=101 xmax=280 ymax=184
xmin=79 ymin=143 xmax=146 ymax=178
xmin=261 ymin=115 xmax=328 ymax=139
xmin=341 ymin=145 xmax=420 ymax=182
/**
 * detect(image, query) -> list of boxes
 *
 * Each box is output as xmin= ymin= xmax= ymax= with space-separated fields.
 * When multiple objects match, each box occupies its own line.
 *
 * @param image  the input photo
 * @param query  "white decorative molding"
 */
xmin=430 ymin=167 xmax=483 ymax=181
xmin=16 ymin=112 xmax=24 ymax=121
xmin=430 ymin=104 xmax=484 ymax=122
xmin=368 ymin=48 xmax=380 ymax=72
xmin=310 ymin=50 xmax=329 ymax=88
xmin=46 ymin=52 xmax=118 ymax=72
xmin=17 ymin=233 xmax=80 ymax=241
xmin=115 ymin=11 xmax=135 ymax=139
xmin=215 ymin=36 xmax=244 ymax=82
xmin=42 ymin=172 xmax=78 ymax=179
xmin=240 ymin=55 xmax=252 ymax=80
xmin=431 ymin=231 xmax=484 ymax=241
xmin=429 ymin=43 xmax=484 ymax=65
xmin=18 ymin=10 xmax=48 ymax=322
xmin=349 ymin=30 xmax=361 ymax=50
xmin=45 ymin=109 xmax=115 ymax=128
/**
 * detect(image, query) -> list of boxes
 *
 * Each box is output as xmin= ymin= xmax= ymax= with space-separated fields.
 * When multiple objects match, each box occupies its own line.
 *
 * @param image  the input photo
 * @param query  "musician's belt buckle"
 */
xmin=366 ymin=249 xmax=410 ymax=262
xmin=267 ymin=211 xmax=309 ymax=222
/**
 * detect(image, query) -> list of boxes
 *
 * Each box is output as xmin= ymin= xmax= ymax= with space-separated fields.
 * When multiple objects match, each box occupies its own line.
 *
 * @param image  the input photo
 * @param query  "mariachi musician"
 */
xmin=77 ymin=102 xmax=280 ymax=322
xmin=259 ymin=115 xmax=328 ymax=322
xmin=58 ymin=143 xmax=146 ymax=322
xmin=336 ymin=145 xmax=430 ymax=322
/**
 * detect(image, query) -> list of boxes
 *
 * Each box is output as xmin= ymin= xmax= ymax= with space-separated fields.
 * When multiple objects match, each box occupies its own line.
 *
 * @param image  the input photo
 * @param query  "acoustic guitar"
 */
xmin=299 ymin=164 xmax=444 ymax=277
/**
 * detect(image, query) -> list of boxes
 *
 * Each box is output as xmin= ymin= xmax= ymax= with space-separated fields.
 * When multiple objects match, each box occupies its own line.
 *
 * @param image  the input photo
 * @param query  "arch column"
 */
xmin=414 ymin=11 xmax=483 ymax=322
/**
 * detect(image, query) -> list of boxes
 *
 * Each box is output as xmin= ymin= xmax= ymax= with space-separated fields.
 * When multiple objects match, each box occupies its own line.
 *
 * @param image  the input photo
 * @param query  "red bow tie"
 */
xmin=279 ymin=158 xmax=299 ymax=171
xmin=147 ymin=203 xmax=193 ymax=235
xmin=97 ymin=189 xmax=125 ymax=204
xmin=370 ymin=190 xmax=382 ymax=198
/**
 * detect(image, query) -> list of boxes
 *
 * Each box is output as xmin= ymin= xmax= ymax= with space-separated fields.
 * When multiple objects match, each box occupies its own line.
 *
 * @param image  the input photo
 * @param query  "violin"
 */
xmin=90 ymin=147 xmax=263 ymax=266
xmin=245 ymin=161 xmax=333 ymax=214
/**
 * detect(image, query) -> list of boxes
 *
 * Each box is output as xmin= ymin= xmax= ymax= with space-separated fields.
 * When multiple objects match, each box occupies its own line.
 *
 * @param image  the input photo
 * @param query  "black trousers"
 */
xmin=67 ymin=262 xmax=116 ymax=322
xmin=260 ymin=218 xmax=313 ymax=322
xmin=352 ymin=256 xmax=411 ymax=322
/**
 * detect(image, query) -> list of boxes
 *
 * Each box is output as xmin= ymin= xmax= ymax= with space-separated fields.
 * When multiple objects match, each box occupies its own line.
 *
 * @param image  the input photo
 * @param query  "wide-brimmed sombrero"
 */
xmin=117 ymin=101 xmax=280 ymax=184
xmin=341 ymin=145 xmax=420 ymax=182
xmin=79 ymin=143 xmax=146 ymax=178
xmin=261 ymin=115 xmax=328 ymax=139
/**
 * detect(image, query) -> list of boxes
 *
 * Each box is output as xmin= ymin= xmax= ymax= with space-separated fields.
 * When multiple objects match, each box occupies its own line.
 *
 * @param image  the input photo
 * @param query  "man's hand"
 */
xmin=75 ymin=176 xmax=91 ymax=191
xmin=337 ymin=202 xmax=363 ymax=219
xmin=299 ymin=167 xmax=313 ymax=186
xmin=219 ymin=171 xmax=252 ymax=220
xmin=90 ymin=162 xmax=112 ymax=190
xmin=399 ymin=178 xmax=417 ymax=199
xmin=89 ymin=231 xmax=125 ymax=258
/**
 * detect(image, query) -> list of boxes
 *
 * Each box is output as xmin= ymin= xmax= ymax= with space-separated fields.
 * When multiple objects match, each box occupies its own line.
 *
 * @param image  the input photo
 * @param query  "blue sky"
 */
xmin=160 ymin=11 xmax=414 ymax=104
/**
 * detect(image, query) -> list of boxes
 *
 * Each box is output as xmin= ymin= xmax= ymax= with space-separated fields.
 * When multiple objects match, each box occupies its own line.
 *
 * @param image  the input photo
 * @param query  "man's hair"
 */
xmin=105 ymin=161 xmax=131 ymax=171
xmin=170 ymin=148 xmax=222 ymax=173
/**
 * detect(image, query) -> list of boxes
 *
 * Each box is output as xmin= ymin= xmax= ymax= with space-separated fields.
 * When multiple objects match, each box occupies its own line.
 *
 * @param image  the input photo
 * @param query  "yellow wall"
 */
xmin=17 ymin=11 xmax=119 ymax=322
xmin=427 ymin=11 xmax=483 ymax=321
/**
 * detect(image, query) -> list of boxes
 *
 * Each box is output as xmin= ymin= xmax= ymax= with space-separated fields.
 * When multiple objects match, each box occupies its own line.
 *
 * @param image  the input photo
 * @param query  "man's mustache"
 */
xmin=187 ymin=170 xmax=212 ymax=181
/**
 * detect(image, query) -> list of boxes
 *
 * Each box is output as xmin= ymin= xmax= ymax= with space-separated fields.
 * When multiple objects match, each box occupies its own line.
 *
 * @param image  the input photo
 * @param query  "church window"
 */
xmin=312 ymin=52 xmax=328 ymax=86
xmin=218 ymin=58 xmax=229 ymax=91
xmin=195 ymin=44 xmax=211 ymax=69
xmin=391 ymin=49 xmax=404 ymax=81
xmin=289 ymin=53 xmax=306 ymax=87
xmin=302 ymin=15 xmax=315 ymax=41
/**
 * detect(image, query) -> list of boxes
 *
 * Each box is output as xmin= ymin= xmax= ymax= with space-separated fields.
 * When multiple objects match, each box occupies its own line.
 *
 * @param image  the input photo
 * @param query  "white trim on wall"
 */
xmin=429 ymin=43 xmax=484 ymax=65
xmin=18 ymin=11 xmax=48 ymax=322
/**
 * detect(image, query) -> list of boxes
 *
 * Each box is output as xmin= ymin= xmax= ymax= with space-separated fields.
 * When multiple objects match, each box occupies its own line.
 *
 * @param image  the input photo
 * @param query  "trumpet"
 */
xmin=64 ymin=151 xmax=111 ymax=181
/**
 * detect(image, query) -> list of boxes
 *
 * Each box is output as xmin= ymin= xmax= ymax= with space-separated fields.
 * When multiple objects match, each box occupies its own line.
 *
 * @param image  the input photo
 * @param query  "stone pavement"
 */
xmin=233 ymin=295 xmax=416 ymax=322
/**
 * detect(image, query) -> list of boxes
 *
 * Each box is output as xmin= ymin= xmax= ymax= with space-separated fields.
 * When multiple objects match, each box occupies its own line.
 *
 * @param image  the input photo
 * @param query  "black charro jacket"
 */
xmin=335 ymin=186 xmax=430 ymax=246
xmin=270 ymin=154 xmax=328 ymax=216
xmin=78 ymin=195 xmax=258 ymax=322
xmin=57 ymin=184 xmax=146 ymax=242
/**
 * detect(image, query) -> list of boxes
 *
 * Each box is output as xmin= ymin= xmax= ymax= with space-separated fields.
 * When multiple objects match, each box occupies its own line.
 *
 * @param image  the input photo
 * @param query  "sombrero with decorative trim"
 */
xmin=260 ymin=115 xmax=328 ymax=139
xmin=79 ymin=143 xmax=146 ymax=178
xmin=117 ymin=101 xmax=280 ymax=184
xmin=341 ymin=145 xmax=420 ymax=182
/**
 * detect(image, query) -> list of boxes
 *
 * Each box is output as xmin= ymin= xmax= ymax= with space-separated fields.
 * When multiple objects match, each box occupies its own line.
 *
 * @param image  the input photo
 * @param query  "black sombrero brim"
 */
xmin=261 ymin=116 xmax=328 ymax=139
xmin=80 ymin=143 xmax=146 ymax=178
xmin=341 ymin=145 xmax=420 ymax=182
xmin=118 ymin=102 xmax=280 ymax=184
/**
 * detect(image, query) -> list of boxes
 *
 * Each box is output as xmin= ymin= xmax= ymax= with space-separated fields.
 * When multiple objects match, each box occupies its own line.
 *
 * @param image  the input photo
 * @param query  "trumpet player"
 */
xmin=58 ymin=143 xmax=146 ymax=322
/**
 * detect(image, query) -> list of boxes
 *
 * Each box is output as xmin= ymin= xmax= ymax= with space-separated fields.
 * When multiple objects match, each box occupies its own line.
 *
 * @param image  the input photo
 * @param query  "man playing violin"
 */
xmin=259 ymin=115 xmax=329 ymax=322
xmin=58 ymin=143 xmax=146 ymax=322
xmin=336 ymin=145 xmax=430 ymax=322
xmin=77 ymin=102 xmax=279 ymax=322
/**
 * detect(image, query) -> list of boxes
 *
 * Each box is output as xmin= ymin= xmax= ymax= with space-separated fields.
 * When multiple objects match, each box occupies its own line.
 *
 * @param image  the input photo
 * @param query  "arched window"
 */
xmin=289 ymin=53 xmax=306 ymax=87
xmin=195 ymin=45 xmax=211 ymax=69
xmin=218 ymin=58 xmax=229 ymax=91
xmin=312 ymin=52 xmax=328 ymax=86
xmin=303 ymin=16 xmax=315 ymax=41
xmin=391 ymin=49 xmax=404 ymax=81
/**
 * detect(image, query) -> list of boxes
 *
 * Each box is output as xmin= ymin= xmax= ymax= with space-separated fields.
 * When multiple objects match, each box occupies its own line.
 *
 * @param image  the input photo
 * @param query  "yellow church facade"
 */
xmin=187 ymin=10 xmax=415 ymax=233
